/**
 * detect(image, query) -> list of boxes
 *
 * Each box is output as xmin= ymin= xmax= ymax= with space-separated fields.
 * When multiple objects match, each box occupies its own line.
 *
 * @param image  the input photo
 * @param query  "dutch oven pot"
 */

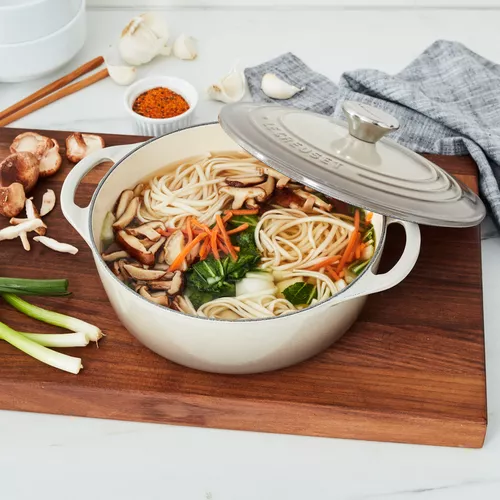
xmin=60 ymin=121 xmax=421 ymax=374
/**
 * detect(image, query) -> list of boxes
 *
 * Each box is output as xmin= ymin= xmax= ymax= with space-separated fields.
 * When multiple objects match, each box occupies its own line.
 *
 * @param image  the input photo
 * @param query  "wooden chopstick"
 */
xmin=0 ymin=56 xmax=105 ymax=123
xmin=0 ymin=68 xmax=109 ymax=127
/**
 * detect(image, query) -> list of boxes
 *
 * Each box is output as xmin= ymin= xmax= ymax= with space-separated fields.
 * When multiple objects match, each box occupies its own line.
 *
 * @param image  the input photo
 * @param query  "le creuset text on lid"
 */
xmin=218 ymin=101 xmax=486 ymax=228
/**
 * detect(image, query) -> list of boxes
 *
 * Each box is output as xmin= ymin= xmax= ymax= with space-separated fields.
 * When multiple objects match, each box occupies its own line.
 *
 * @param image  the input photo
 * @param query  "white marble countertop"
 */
xmin=1 ymin=6 xmax=500 ymax=500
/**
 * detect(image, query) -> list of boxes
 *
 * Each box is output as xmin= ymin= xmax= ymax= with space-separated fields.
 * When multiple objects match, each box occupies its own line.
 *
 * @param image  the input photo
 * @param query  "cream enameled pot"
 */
xmin=61 ymin=122 xmax=421 ymax=374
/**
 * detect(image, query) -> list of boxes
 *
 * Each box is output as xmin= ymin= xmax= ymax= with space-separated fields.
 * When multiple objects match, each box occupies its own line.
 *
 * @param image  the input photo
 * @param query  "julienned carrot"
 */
xmin=227 ymin=209 xmax=259 ymax=215
xmin=307 ymin=255 xmax=341 ymax=271
xmin=226 ymin=223 xmax=249 ymax=235
xmin=336 ymin=230 xmax=358 ymax=272
xmin=339 ymin=270 xmax=345 ymax=278
xmin=169 ymin=232 xmax=207 ymax=271
xmin=211 ymin=227 xmax=220 ymax=260
xmin=354 ymin=209 xmax=360 ymax=232
xmin=326 ymin=265 xmax=340 ymax=281
xmin=365 ymin=211 xmax=373 ymax=223
xmin=355 ymin=242 xmax=361 ymax=260
xmin=199 ymin=236 xmax=210 ymax=260
xmin=185 ymin=217 xmax=193 ymax=244
xmin=216 ymin=214 xmax=238 ymax=261
xmin=223 ymin=211 xmax=233 ymax=223
xmin=191 ymin=219 xmax=212 ymax=234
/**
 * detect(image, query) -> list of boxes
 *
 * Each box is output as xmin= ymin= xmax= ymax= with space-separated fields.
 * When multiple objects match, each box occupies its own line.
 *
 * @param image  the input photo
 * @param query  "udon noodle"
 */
xmin=102 ymin=151 xmax=375 ymax=321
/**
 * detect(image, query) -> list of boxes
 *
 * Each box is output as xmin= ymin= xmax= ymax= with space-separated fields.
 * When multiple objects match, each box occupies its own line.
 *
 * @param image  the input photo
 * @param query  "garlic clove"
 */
xmin=107 ymin=64 xmax=137 ymax=85
xmin=140 ymin=12 xmax=169 ymax=39
xmin=207 ymin=66 xmax=246 ymax=103
xmin=261 ymin=73 xmax=304 ymax=100
xmin=173 ymin=34 xmax=197 ymax=60
xmin=119 ymin=13 xmax=170 ymax=66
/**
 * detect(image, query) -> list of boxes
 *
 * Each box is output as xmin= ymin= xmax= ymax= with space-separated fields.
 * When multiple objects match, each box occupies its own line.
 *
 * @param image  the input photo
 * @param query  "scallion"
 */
xmin=0 ymin=321 xmax=82 ymax=374
xmin=2 ymin=294 xmax=103 ymax=342
xmin=19 ymin=332 xmax=90 ymax=348
xmin=0 ymin=278 xmax=69 ymax=296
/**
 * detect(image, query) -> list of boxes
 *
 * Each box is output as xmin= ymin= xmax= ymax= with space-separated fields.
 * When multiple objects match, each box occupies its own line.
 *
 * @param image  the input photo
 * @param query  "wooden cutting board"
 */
xmin=0 ymin=127 xmax=486 ymax=448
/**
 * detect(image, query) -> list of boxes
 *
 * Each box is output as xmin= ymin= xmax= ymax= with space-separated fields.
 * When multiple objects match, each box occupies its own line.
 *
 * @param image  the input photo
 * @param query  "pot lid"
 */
xmin=218 ymin=101 xmax=485 ymax=227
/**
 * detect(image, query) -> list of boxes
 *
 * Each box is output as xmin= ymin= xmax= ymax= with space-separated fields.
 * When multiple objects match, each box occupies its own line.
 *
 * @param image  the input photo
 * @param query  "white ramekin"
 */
xmin=124 ymin=76 xmax=198 ymax=137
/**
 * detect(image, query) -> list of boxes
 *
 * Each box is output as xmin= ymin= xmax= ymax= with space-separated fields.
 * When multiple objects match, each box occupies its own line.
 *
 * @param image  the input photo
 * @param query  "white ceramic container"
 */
xmin=60 ymin=123 xmax=421 ymax=374
xmin=0 ymin=0 xmax=82 ymax=45
xmin=0 ymin=0 xmax=86 ymax=82
xmin=124 ymin=76 xmax=198 ymax=136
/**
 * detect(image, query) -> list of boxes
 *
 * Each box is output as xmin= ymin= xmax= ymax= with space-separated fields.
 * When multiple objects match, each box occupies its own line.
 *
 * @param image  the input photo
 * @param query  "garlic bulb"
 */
xmin=107 ymin=64 xmax=137 ymax=85
xmin=261 ymin=73 xmax=304 ymax=99
xmin=173 ymin=34 xmax=197 ymax=60
xmin=119 ymin=13 xmax=170 ymax=66
xmin=207 ymin=66 xmax=245 ymax=103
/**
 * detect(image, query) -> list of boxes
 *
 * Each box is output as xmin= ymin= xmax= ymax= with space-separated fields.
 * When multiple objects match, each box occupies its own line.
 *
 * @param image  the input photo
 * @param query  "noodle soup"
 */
xmin=100 ymin=151 xmax=375 ymax=320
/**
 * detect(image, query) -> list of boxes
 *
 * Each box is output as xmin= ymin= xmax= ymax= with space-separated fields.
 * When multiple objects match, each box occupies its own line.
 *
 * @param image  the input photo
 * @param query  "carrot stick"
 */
xmin=307 ymin=255 xmax=341 ymax=271
xmin=169 ymin=232 xmax=207 ymax=271
xmin=192 ymin=219 xmax=212 ymax=234
xmin=226 ymin=223 xmax=249 ymax=235
xmin=223 ymin=211 xmax=233 ymax=223
xmin=336 ymin=230 xmax=358 ymax=272
xmin=339 ymin=270 xmax=345 ymax=278
xmin=326 ymin=265 xmax=340 ymax=281
xmin=365 ymin=212 xmax=373 ymax=223
xmin=199 ymin=236 xmax=210 ymax=260
xmin=355 ymin=243 xmax=361 ymax=260
xmin=216 ymin=214 xmax=238 ymax=261
xmin=185 ymin=217 xmax=193 ymax=244
xmin=228 ymin=209 xmax=259 ymax=215
xmin=354 ymin=209 xmax=360 ymax=232
xmin=210 ymin=227 xmax=220 ymax=260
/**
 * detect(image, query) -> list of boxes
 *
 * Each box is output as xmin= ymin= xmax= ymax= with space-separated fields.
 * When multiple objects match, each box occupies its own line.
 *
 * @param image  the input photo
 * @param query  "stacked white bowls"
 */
xmin=0 ymin=0 xmax=86 ymax=82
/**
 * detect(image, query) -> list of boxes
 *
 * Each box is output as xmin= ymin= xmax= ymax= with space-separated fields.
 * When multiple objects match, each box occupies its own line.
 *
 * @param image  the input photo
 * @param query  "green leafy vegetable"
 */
xmin=185 ymin=225 xmax=261 ymax=309
xmin=283 ymin=282 xmax=317 ymax=306
xmin=348 ymin=259 xmax=370 ymax=275
xmin=228 ymin=214 xmax=259 ymax=229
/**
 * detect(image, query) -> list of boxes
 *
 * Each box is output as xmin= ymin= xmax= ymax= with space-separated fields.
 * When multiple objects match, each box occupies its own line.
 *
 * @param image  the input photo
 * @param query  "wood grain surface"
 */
xmin=0 ymin=127 xmax=486 ymax=448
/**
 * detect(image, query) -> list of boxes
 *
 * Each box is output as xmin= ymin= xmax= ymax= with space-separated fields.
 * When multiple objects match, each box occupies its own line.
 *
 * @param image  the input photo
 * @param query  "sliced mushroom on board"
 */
xmin=25 ymin=198 xmax=46 ymax=236
xmin=0 ymin=218 xmax=45 ymax=241
xmin=40 ymin=189 xmax=56 ymax=217
xmin=33 ymin=236 xmax=78 ymax=255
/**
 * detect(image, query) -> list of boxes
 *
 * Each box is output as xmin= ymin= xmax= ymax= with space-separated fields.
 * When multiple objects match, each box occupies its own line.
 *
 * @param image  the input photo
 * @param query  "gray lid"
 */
xmin=218 ymin=101 xmax=485 ymax=227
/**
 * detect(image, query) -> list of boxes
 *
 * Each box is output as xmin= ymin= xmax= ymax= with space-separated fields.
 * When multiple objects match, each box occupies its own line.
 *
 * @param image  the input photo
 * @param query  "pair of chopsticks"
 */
xmin=0 ymin=56 xmax=109 ymax=127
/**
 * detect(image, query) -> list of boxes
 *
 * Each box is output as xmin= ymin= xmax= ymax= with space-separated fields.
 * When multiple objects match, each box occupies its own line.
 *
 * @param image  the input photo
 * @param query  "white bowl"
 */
xmin=124 ymin=76 xmax=199 ymax=137
xmin=0 ymin=0 xmax=82 ymax=45
xmin=0 ymin=0 xmax=86 ymax=82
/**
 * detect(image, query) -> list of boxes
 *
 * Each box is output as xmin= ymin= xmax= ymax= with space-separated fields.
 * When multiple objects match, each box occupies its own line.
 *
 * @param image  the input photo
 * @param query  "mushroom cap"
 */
xmin=39 ymin=139 xmax=62 ymax=178
xmin=66 ymin=132 xmax=105 ymax=163
xmin=0 ymin=152 xmax=39 ymax=193
xmin=0 ymin=182 xmax=26 ymax=218
xmin=10 ymin=132 xmax=52 ymax=160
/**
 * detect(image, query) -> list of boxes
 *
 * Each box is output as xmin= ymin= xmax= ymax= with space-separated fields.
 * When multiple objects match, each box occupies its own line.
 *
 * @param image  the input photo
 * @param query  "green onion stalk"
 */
xmin=0 ymin=321 xmax=82 ymax=374
xmin=2 ymin=294 xmax=103 ymax=342
xmin=0 ymin=278 xmax=69 ymax=296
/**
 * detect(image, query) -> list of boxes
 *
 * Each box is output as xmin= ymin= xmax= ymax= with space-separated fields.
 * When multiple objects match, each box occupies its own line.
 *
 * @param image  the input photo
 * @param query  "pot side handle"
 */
xmin=328 ymin=218 xmax=421 ymax=306
xmin=60 ymin=143 xmax=143 ymax=245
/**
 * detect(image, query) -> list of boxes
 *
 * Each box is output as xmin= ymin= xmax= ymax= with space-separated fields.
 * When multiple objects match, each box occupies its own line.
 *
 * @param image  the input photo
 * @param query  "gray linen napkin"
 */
xmin=244 ymin=40 xmax=500 ymax=226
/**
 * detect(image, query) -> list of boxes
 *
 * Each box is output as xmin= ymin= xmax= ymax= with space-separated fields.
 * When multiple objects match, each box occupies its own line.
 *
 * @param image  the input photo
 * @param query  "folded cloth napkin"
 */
xmin=244 ymin=40 xmax=500 ymax=227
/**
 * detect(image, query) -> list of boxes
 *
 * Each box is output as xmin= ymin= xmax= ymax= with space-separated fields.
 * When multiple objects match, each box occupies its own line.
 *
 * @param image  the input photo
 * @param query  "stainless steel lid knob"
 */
xmin=342 ymin=101 xmax=400 ymax=144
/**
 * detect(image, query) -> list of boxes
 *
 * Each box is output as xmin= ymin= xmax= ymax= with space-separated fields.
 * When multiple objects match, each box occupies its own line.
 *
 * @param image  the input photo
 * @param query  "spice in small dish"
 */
xmin=132 ymin=87 xmax=190 ymax=119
